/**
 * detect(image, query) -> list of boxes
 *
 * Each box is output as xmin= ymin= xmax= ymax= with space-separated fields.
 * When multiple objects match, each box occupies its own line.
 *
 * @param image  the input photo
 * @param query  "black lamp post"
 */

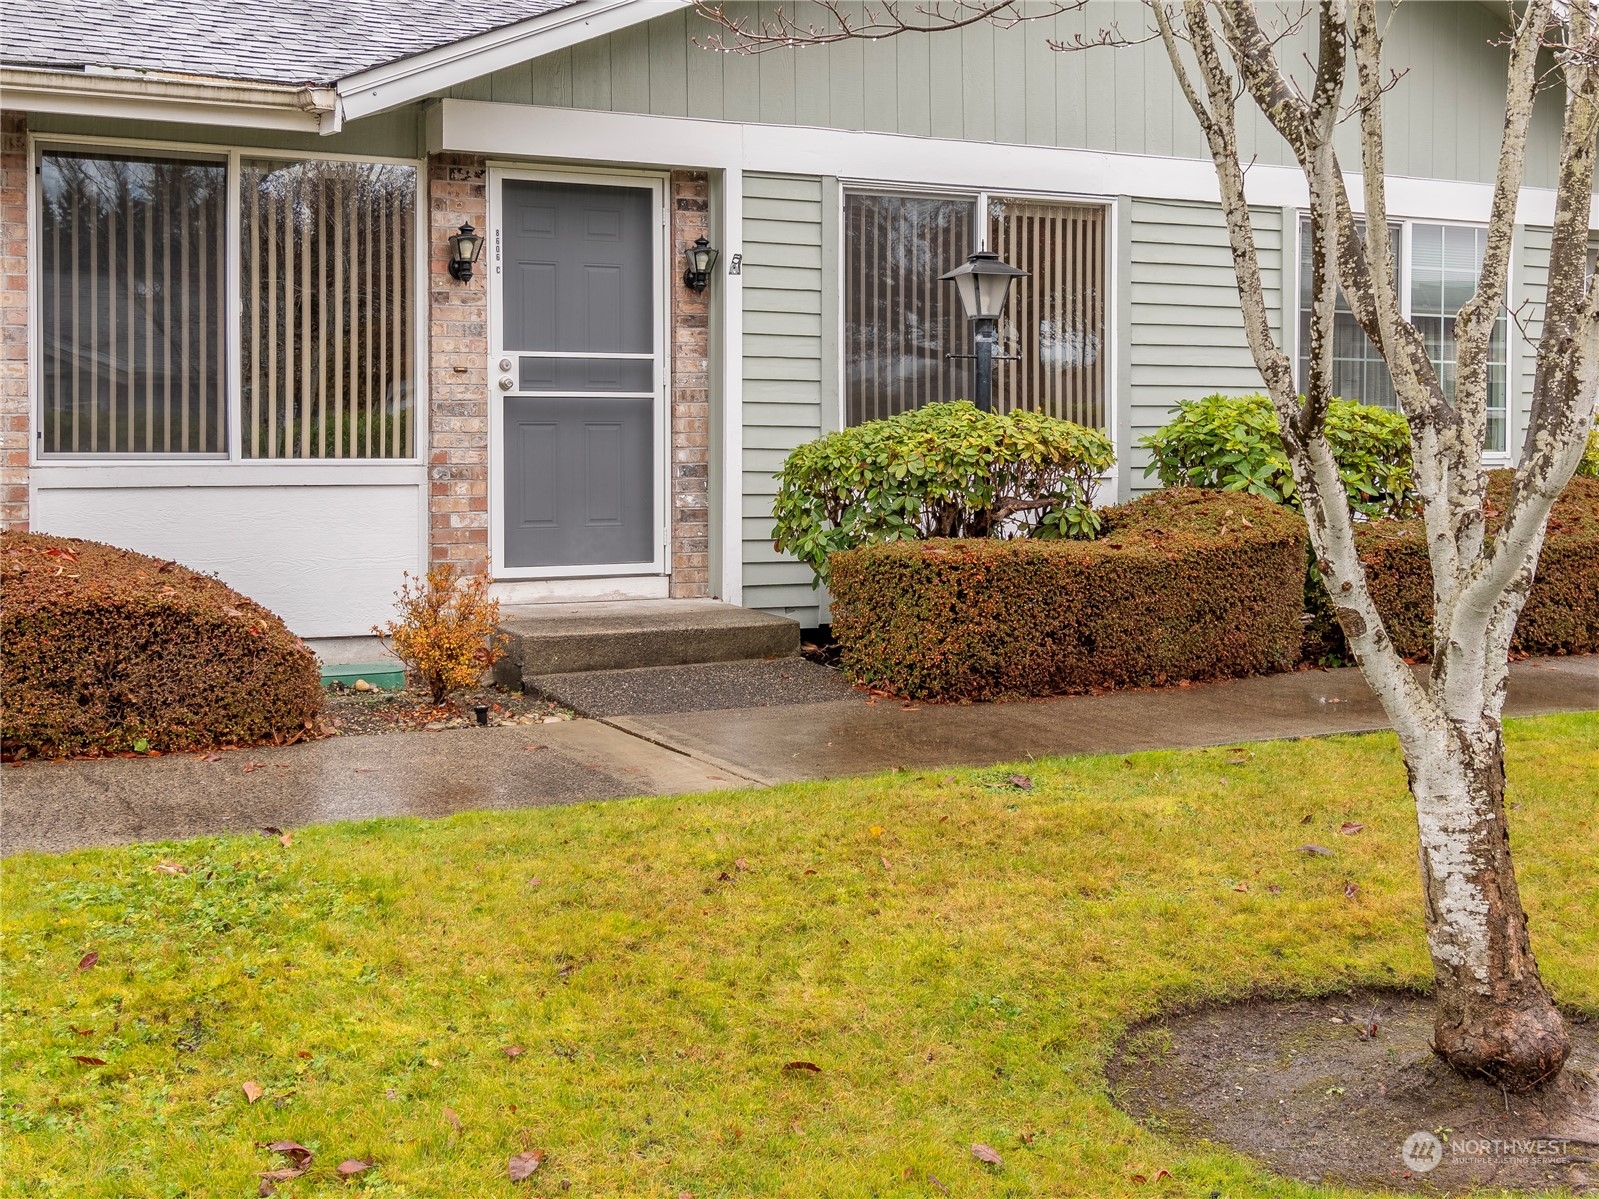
xmin=940 ymin=250 xmax=1028 ymax=412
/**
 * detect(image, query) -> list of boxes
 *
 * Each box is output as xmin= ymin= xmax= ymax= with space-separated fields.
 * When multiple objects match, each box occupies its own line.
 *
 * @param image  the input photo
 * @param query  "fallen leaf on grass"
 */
xmin=1299 ymin=844 xmax=1334 ymax=857
xmin=336 ymin=1159 xmax=373 ymax=1177
xmin=278 ymin=832 xmax=292 ymax=847
xmin=1227 ymin=752 xmax=1254 ymax=764
xmin=971 ymin=1143 xmax=1003 ymax=1166
xmin=734 ymin=857 xmax=750 ymax=871
xmin=1300 ymin=813 xmax=1314 ymax=824
xmin=263 ymin=1141 xmax=314 ymax=1167
xmin=1339 ymin=821 xmax=1366 ymax=835
xmin=508 ymin=1149 xmax=543 ymax=1181
xmin=880 ymin=856 xmax=891 ymax=871
xmin=1267 ymin=884 xmax=1282 ymax=894
xmin=928 ymin=1175 xmax=950 ymax=1195
xmin=77 ymin=951 xmax=98 ymax=971
xmin=502 ymin=1045 xmax=525 ymax=1059
xmin=1344 ymin=880 xmax=1361 ymax=899
xmin=1232 ymin=882 xmax=1248 ymax=892
xmin=257 ymin=1167 xmax=307 ymax=1196
xmin=782 ymin=1061 xmax=821 ymax=1073
xmin=155 ymin=860 xmax=189 ymax=875
xmin=242 ymin=1080 xmax=263 ymax=1104
xmin=71 ymin=1055 xmax=106 ymax=1066
xmin=443 ymin=1107 xmax=462 ymax=1135
xmin=1005 ymin=774 xmax=1033 ymax=790
xmin=70 ymin=1026 xmax=93 ymax=1036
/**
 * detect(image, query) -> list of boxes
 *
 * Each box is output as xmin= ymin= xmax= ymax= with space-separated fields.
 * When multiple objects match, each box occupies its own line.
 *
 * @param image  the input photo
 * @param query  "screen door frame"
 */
xmin=487 ymin=164 xmax=670 ymax=580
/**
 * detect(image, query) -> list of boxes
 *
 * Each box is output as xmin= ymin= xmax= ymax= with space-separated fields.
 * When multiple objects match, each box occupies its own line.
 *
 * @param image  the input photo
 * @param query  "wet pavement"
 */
xmin=3 ymin=656 xmax=1593 ymax=855
xmin=1 ymin=720 xmax=755 ymax=856
xmin=530 ymin=658 xmax=854 ymax=716
xmin=608 ymin=655 xmax=1599 ymax=784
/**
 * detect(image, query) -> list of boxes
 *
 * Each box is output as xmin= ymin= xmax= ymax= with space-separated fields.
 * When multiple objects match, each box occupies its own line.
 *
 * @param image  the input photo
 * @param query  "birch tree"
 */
xmin=697 ymin=0 xmax=1599 ymax=1090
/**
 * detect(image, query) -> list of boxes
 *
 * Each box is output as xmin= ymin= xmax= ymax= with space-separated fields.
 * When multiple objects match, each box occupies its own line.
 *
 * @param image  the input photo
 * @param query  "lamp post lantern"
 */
xmin=940 ymin=250 xmax=1028 ymax=412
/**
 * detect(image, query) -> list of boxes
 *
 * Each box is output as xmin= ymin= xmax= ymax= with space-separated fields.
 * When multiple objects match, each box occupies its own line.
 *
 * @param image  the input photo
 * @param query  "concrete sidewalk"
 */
xmin=3 ymin=656 xmax=1593 ymax=855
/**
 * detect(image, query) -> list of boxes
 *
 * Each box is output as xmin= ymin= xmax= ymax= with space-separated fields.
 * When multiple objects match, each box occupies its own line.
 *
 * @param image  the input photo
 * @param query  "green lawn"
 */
xmin=3 ymin=714 xmax=1595 ymax=1198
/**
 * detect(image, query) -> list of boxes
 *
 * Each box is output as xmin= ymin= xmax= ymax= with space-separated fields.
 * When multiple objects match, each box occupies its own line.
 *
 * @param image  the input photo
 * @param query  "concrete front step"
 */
xmin=493 ymin=599 xmax=800 ymax=686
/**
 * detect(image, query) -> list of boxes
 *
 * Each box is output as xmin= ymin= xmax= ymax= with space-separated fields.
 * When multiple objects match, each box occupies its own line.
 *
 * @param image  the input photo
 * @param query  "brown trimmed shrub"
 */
xmin=1308 ymin=472 xmax=1599 ymax=661
xmin=1 ymin=532 xmax=323 ymax=758
xmin=829 ymin=489 xmax=1306 ymax=701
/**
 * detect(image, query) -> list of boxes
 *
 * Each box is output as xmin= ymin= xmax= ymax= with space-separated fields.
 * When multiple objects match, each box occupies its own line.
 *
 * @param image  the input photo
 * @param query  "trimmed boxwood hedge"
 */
xmin=1 ymin=532 xmax=323 ymax=759
xmin=1308 ymin=472 xmax=1599 ymax=661
xmin=829 ymin=489 xmax=1306 ymax=701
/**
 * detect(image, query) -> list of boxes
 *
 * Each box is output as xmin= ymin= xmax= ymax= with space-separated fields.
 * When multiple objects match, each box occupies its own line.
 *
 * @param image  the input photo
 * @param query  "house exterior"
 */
xmin=2 ymin=0 xmax=1591 ymax=652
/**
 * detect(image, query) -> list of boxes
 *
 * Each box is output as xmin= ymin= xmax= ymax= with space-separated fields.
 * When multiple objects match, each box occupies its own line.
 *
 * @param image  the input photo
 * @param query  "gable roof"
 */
xmin=2 ymin=0 xmax=588 ymax=88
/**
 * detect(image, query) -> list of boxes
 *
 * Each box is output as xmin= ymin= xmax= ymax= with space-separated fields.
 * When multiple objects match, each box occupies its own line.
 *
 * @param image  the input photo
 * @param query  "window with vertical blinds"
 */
xmin=38 ymin=150 xmax=228 ymax=455
xmin=987 ymin=198 xmax=1106 ymax=428
xmin=843 ymin=192 xmax=1108 ymax=429
xmin=844 ymin=194 xmax=974 ymax=426
xmin=240 ymin=159 xmax=418 ymax=459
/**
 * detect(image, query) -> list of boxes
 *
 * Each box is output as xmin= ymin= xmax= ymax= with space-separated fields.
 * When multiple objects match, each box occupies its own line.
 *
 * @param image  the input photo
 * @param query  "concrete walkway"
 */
xmin=3 ymin=656 xmax=1594 ymax=855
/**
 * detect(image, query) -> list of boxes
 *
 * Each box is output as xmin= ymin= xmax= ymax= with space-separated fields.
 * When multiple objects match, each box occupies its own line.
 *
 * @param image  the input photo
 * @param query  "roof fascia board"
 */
xmin=336 ymin=0 xmax=685 ymax=123
xmin=1 ymin=67 xmax=331 ymax=132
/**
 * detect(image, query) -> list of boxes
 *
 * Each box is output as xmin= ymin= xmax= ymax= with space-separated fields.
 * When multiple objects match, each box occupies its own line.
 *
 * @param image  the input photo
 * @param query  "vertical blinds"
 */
xmin=240 ymin=159 xmax=417 ymax=459
xmin=987 ymin=199 xmax=1106 ymax=429
xmin=843 ymin=193 xmax=1108 ymax=429
xmin=844 ymin=194 xmax=974 ymax=426
xmin=38 ymin=151 xmax=228 ymax=454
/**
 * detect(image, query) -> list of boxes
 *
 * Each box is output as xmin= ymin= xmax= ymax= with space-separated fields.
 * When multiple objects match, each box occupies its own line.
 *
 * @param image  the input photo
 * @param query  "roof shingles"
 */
xmin=4 ymin=0 xmax=587 ymax=87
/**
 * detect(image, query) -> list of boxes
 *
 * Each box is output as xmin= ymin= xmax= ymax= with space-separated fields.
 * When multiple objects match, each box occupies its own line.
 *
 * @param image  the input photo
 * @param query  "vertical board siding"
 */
xmin=742 ymin=172 xmax=827 ymax=624
xmin=459 ymin=2 xmax=1560 ymax=188
xmin=1126 ymin=199 xmax=1283 ymax=490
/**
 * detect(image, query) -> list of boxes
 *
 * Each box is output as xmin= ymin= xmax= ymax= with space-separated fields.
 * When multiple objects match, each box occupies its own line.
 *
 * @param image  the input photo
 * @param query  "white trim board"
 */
xmin=432 ymin=100 xmax=1599 ymax=231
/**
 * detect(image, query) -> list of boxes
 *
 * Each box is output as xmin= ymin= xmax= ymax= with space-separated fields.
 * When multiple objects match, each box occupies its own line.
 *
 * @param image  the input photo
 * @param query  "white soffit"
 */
xmin=434 ymin=99 xmax=1599 ymax=230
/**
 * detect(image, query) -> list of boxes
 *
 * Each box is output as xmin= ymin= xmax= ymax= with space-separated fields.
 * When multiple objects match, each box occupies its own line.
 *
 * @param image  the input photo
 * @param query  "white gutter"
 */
xmin=0 ymin=65 xmax=340 ymax=133
xmin=334 ymin=0 xmax=685 ymax=124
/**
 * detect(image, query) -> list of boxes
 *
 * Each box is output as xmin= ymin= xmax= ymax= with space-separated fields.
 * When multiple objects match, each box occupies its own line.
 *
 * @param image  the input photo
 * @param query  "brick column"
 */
xmin=669 ymin=171 xmax=712 ymax=598
xmin=426 ymin=154 xmax=490 ymax=574
xmin=1 ymin=112 xmax=29 ymax=532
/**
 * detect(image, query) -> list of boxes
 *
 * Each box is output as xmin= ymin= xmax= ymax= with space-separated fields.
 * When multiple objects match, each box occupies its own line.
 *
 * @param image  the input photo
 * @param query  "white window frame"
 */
xmin=484 ymin=163 xmax=671 ymax=582
xmin=835 ymin=184 xmax=1119 ymax=471
xmin=1290 ymin=213 xmax=1514 ymax=463
xmin=27 ymin=133 xmax=429 ymax=466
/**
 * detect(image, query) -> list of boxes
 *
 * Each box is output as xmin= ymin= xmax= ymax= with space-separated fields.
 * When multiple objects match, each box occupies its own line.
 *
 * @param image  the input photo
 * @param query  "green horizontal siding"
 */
xmin=741 ymin=172 xmax=827 ymax=626
xmin=454 ymin=1 xmax=1561 ymax=188
xmin=1126 ymin=199 xmax=1283 ymax=491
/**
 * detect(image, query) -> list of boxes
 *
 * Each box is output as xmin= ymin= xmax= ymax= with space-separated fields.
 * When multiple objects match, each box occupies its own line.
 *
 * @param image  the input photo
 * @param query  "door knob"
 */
xmin=498 ymin=376 xmax=514 ymax=391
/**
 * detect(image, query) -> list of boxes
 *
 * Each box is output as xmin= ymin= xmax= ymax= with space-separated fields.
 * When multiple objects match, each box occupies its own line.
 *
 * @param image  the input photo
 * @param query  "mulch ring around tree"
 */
xmin=323 ymin=683 xmax=575 ymax=736
xmin=1108 ymin=989 xmax=1599 ymax=1195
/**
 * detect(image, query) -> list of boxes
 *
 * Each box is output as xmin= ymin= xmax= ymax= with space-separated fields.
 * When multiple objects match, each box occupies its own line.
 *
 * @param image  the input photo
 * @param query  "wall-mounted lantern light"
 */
xmin=683 ymin=236 xmax=719 ymax=292
xmin=448 ymin=222 xmax=485 ymax=283
xmin=941 ymin=250 xmax=1028 ymax=412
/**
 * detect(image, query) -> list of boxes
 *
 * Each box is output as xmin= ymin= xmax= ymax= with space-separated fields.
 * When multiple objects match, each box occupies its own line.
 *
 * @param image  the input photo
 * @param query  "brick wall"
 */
xmin=669 ymin=171 xmax=712 ymax=598
xmin=1 ymin=112 xmax=28 ymax=532
xmin=426 ymin=154 xmax=490 ymax=573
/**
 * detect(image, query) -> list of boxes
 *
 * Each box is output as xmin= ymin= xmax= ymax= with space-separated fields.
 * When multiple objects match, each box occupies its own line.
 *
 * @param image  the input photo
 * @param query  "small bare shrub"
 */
xmin=374 ymin=564 xmax=504 ymax=703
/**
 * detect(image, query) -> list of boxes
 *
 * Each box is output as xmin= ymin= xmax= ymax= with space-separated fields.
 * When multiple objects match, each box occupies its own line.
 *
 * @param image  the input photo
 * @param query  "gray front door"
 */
xmin=497 ymin=178 xmax=659 ymax=570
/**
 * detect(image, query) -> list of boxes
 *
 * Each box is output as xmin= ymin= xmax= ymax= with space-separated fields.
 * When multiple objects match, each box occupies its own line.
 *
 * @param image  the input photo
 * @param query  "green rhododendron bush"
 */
xmin=829 ymin=489 xmax=1306 ymax=701
xmin=772 ymin=401 xmax=1115 ymax=585
xmin=1140 ymin=392 xmax=1417 ymax=518
xmin=1 ymin=532 xmax=323 ymax=759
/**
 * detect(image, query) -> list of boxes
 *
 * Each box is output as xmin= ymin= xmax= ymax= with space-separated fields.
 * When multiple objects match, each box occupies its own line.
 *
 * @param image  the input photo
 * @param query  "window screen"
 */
xmin=844 ymin=193 xmax=974 ymax=425
xmin=240 ymin=158 xmax=417 ymax=459
xmin=38 ymin=150 xmax=227 ymax=454
xmin=987 ymin=198 xmax=1106 ymax=428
